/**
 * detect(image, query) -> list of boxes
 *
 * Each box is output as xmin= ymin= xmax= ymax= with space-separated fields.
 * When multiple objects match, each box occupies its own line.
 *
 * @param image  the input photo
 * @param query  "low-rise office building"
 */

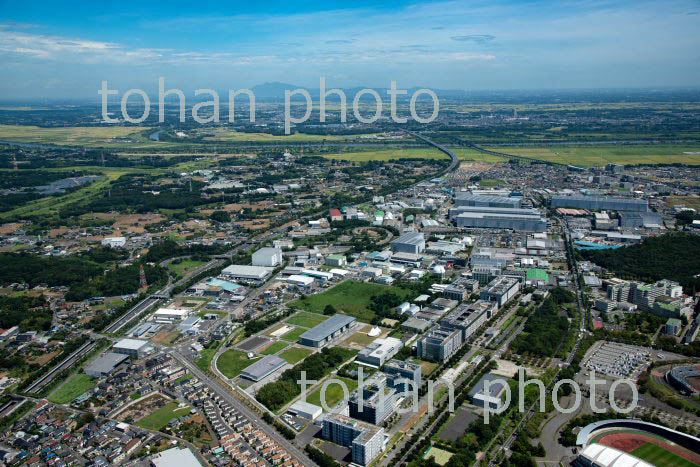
xmin=240 ymin=355 xmax=286 ymax=381
xmin=480 ymin=276 xmax=521 ymax=308
xmin=356 ymin=337 xmax=403 ymax=367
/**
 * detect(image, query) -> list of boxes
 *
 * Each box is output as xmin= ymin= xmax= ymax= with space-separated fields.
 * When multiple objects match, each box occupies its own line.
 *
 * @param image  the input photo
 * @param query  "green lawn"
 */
xmin=137 ymin=402 xmax=190 ymax=431
xmin=411 ymin=359 xmax=439 ymax=377
xmin=279 ymin=347 xmax=313 ymax=364
xmin=261 ymin=341 xmax=288 ymax=355
xmin=280 ymin=327 xmax=308 ymax=342
xmin=48 ymin=373 xmax=96 ymax=404
xmin=343 ymin=331 xmax=378 ymax=346
xmin=286 ymin=311 xmax=329 ymax=328
xmin=217 ymin=349 xmax=260 ymax=378
xmin=632 ymin=443 xmax=697 ymax=467
xmin=306 ymin=377 xmax=359 ymax=410
xmin=320 ymin=147 xmax=445 ymax=161
xmin=292 ymin=280 xmax=411 ymax=322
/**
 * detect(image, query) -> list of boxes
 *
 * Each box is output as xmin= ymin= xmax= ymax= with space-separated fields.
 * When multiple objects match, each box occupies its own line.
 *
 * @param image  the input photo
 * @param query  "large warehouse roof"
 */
xmin=393 ymin=231 xmax=424 ymax=245
xmin=300 ymin=314 xmax=356 ymax=342
xmin=241 ymin=355 xmax=286 ymax=381
xmin=222 ymin=264 xmax=273 ymax=279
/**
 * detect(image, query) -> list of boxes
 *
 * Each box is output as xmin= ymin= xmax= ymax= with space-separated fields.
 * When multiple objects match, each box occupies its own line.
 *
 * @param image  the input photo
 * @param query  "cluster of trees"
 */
xmin=305 ymin=446 xmax=340 ymax=467
xmin=368 ymin=291 xmax=406 ymax=325
xmin=0 ymin=295 xmax=50 ymax=332
xmin=256 ymin=347 xmax=354 ymax=411
xmin=510 ymin=288 xmax=573 ymax=357
xmin=142 ymin=239 xmax=228 ymax=263
xmin=65 ymin=263 xmax=167 ymax=301
xmin=581 ymin=233 xmax=700 ymax=293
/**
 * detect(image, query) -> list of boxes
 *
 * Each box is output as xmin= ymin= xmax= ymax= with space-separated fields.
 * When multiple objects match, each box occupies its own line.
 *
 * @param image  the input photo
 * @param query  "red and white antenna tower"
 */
xmin=12 ymin=154 xmax=18 ymax=170
xmin=139 ymin=264 xmax=148 ymax=289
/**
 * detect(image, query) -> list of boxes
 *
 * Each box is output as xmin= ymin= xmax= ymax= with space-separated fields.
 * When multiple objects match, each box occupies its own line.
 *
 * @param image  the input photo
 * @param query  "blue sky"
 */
xmin=1 ymin=0 xmax=699 ymax=98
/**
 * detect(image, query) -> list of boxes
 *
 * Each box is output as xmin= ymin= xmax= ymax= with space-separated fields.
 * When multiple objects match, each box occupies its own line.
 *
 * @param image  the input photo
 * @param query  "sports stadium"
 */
xmin=666 ymin=364 xmax=700 ymax=396
xmin=574 ymin=419 xmax=700 ymax=467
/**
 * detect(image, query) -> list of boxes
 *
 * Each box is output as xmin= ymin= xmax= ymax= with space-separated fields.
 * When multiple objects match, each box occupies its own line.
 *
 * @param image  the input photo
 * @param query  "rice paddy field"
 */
xmin=320 ymin=147 xmax=446 ymax=161
xmin=0 ymin=124 xmax=161 ymax=148
xmin=482 ymin=144 xmax=700 ymax=166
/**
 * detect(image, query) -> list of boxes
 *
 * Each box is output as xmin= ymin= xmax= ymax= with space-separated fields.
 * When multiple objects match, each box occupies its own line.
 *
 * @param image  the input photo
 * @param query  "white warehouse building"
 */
xmin=252 ymin=247 xmax=284 ymax=267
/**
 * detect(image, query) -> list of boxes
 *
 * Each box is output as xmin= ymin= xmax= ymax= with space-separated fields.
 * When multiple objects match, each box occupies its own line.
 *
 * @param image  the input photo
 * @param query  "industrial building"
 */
xmin=113 ymin=338 xmax=152 ymax=358
xmin=288 ymin=400 xmax=322 ymax=420
xmin=384 ymin=359 xmax=422 ymax=393
xmin=619 ymin=212 xmax=663 ymax=228
xmin=153 ymin=308 xmax=190 ymax=323
xmin=356 ymin=337 xmax=403 ymax=367
xmin=452 ymin=207 xmax=547 ymax=232
xmin=468 ymin=373 xmax=508 ymax=410
xmin=240 ymin=355 xmax=286 ymax=381
xmin=325 ymin=254 xmax=347 ymax=267
xmin=150 ymin=447 xmax=202 ymax=467
xmin=443 ymin=278 xmax=479 ymax=301
xmin=322 ymin=414 xmax=386 ymax=466
xmin=299 ymin=314 xmax=356 ymax=347
xmin=286 ymin=274 xmax=314 ymax=287
xmin=221 ymin=264 xmax=273 ymax=284
xmin=84 ymin=352 xmax=129 ymax=377
xmin=251 ymin=247 xmax=283 ymax=267
xmin=391 ymin=232 xmax=425 ymax=254
xmin=454 ymin=193 xmax=521 ymax=209
xmin=551 ymin=195 xmax=648 ymax=212
xmin=480 ymin=276 xmax=521 ymax=308
xmin=416 ymin=326 xmax=462 ymax=362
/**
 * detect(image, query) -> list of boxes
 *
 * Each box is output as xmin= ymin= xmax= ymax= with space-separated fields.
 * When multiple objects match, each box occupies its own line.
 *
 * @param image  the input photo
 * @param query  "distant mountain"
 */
xmin=251 ymin=82 xmax=310 ymax=99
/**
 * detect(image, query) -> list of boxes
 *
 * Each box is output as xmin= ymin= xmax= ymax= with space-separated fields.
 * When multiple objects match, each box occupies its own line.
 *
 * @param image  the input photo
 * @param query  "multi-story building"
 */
xmin=443 ymin=278 xmax=479 ymax=301
xmin=349 ymin=375 xmax=399 ymax=425
xmin=416 ymin=326 xmax=462 ymax=362
xmin=322 ymin=414 xmax=386 ymax=466
xmin=479 ymin=276 xmax=521 ymax=309
xmin=383 ymin=359 xmax=422 ymax=393
xmin=442 ymin=300 xmax=494 ymax=341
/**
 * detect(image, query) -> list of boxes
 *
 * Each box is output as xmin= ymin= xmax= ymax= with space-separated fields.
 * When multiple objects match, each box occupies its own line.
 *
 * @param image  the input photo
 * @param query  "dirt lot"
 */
xmin=114 ymin=393 xmax=171 ymax=425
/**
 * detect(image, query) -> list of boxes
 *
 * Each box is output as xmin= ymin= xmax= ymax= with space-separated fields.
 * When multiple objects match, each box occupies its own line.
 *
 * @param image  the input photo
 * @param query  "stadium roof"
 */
xmin=578 ymin=444 xmax=652 ymax=467
xmin=300 ymin=314 xmax=356 ymax=342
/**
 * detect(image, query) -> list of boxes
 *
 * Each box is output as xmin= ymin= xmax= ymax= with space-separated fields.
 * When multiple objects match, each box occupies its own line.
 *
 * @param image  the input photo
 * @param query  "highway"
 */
xmin=25 ymin=339 xmax=97 ymax=395
xmin=170 ymin=350 xmax=316 ymax=466
xmin=408 ymin=132 xmax=460 ymax=172
xmin=103 ymin=296 xmax=160 ymax=334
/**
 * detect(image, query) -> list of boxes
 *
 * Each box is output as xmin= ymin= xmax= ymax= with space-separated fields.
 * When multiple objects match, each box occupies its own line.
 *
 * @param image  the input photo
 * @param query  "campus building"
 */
xmin=349 ymin=375 xmax=399 ymax=425
xmin=443 ymin=300 xmax=495 ymax=341
xmin=416 ymin=326 xmax=462 ymax=362
xmin=468 ymin=373 xmax=508 ymax=410
xmin=384 ymin=359 xmax=422 ymax=393
xmin=479 ymin=276 xmax=521 ymax=309
xmin=356 ymin=337 xmax=403 ymax=368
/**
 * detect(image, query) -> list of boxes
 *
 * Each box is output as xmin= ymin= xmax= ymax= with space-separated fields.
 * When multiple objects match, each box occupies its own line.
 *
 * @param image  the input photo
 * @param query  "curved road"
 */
xmin=408 ymin=132 xmax=460 ymax=172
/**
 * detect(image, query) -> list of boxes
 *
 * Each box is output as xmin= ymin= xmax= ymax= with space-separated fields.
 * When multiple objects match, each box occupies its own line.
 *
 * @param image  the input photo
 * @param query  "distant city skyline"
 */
xmin=1 ymin=0 xmax=700 ymax=98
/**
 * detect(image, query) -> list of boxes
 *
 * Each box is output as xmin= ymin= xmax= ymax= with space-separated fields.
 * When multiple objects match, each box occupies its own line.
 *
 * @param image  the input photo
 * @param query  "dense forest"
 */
xmin=510 ymin=288 xmax=575 ymax=357
xmin=581 ymin=233 xmax=700 ymax=293
xmin=0 ymin=295 xmax=51 ymax=332
xmin=0 ymin=249 xmax=166 ymax=301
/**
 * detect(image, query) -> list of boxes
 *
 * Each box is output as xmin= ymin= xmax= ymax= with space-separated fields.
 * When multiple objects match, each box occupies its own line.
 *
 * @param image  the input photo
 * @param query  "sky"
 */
xmin=1 ymin=0 xmax=699 ymax=99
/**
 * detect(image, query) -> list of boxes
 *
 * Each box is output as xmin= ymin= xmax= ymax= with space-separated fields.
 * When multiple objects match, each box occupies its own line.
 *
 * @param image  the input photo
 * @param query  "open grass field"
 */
xmin=204 ymin=130 xmax=383 ymax=142
xmin=217 ymin=349 xmax=260 ymax=378
xmin=320 ymin=147 xmax=445 ymax=162
xmin=306 ymin=376 xmax=359 ymax=410
xmin=666 ymin=196 xmax=700 ymax=210
xmin=482 ymin=144 xmax=700 ymax=166
xmin=279 ymin=347 xmax=313 ymax=364
xmin=342 ymin=331 xmax=378 ymax=347
xmin=454 ymin=147 xmax=509 ymax=162
xmin=136 ymin=402 xmax=190 ymax=431
xmin=423 ymin=447 xmax=454 ymax=466
xmin=632 ymin=443 xmax=698 ymax=467
xmin=167 ymin=259 xmax=207 ymax=278
xmin=260 ymin=341 xmax=288 ymax=355
xmin=0 ymin=124 xmax=168 ymax=148
xmin=411 ymin=358 xmax=439 ymax=377
xmin=48 ymin=373 xmax=95 ymax=404
xmin=286 ymin=311 xmax=329 ymax=328
xmin=280 ymin=326 xmax=308 ymax=342
xmin=291 ymin=280 xmax=411 ymax=322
